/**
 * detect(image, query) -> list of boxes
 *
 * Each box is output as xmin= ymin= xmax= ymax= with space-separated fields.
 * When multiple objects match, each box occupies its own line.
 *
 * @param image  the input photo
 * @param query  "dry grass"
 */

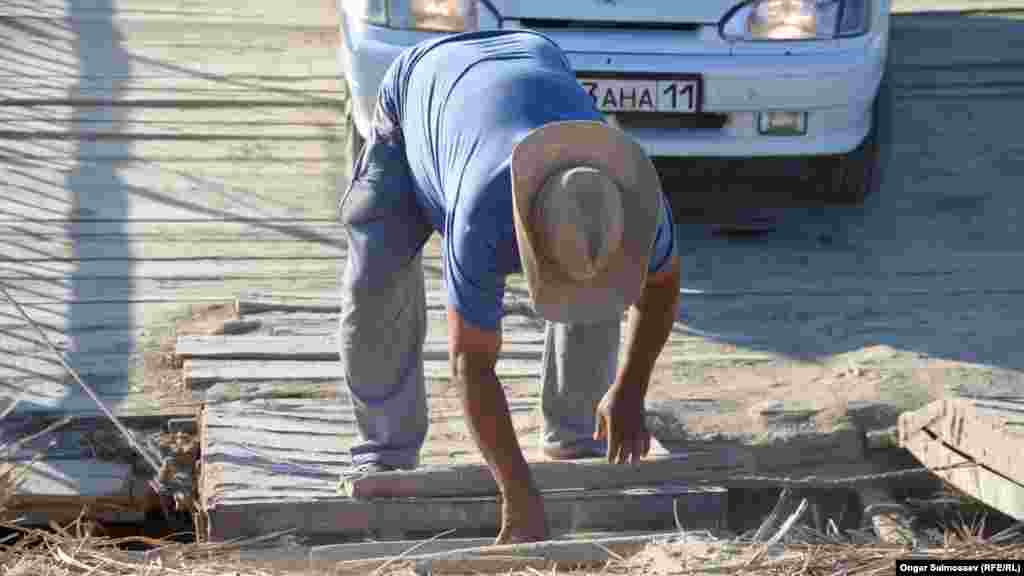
xmin=0 ymin=520 xmax=288 ymax=576
xmin=0 ymin=513 xmax=1021 ymax=576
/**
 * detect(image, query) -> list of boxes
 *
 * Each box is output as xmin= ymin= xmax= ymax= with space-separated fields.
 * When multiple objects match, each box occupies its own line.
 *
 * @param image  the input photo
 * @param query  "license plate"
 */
xmin=578 ymin=76 xmax=702 ymax=114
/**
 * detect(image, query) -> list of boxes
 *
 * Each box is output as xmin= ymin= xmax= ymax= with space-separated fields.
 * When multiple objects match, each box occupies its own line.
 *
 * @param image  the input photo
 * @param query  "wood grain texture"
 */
xmin=1 ymin=0 xmax=348 ymax=421
xmin=205 ymin=484 xmax=707 ymax=542
xmin=175 ymin=334 xmax=547 ymax=360
xmin=3 ymin=459 xmax=133 ymax=497
xmin=330 ymin=534 xmax=675 ymax=575
xmin=0 ymin=0 xmax=339 ymax=26
xmin=901 ymin=429 xmax=1024 ymax=521
xmin=199 ymin=398 xmax=725 ymax=541
xmin=899 ymin=397 xmax=1024 ymax=490
xmin=0 ymin=459 xmax=152 ymax=525
xmin=340 ymin=453 xmax=746 ymax=500
xmin=183 ymin=358 xmax=542 ymax=386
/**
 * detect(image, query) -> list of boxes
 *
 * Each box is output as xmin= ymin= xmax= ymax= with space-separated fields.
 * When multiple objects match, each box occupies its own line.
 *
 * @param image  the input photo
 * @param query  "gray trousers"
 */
xmin=339 ymin=243 xmax=621 ymax=469
xmin=338 ymin=121 xmax=620 ymax=469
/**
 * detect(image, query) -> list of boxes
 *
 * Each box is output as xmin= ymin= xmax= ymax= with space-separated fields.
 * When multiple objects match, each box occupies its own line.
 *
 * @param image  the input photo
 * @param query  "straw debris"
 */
xmin=1 ymin=510 xmax=1021 ymax=576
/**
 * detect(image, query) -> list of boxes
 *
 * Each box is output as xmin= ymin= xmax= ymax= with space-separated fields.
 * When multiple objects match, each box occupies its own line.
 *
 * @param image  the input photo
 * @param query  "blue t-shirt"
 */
xmin=374 ymin=30 xmax=675 ymax=331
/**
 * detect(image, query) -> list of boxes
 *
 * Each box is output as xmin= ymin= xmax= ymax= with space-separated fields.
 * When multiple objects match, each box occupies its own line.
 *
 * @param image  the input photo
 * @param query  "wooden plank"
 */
xmin=0 ymin=458 xmax=153 ymax=525
xmin=0 ymin=188 xmax=341 ymax=225
xmin=0 ymin=20 xmax=341 ymax=78
xmin=0 ymin=226 xmax=345 ymax=260
xmin=0 ymin=106 xmax=345 ymax=134
xmin=183 ymin=358 xmax=542 ymax=387
xmin=5 ymin=139 xmax=338 ymax=164
xmin=899 ymin=398 xmax=1024 ymax=488
xmin=331 ymin=534 xmax=674 ymax=575
xmin=901 ymin=429 xmax=1024 ymax=520
xmin=340 ymin=453 xmax=746 ymax=500
xmin=175 ymin=334 xmax=547 ymax=361
xmin=4 ymin=391 xmax=196 ymax=417
xmin=0 ymin=105 xmax=344 ymax=131
xmin=202 ymin=392 xmax=698 ymax=533
xmin=12 ymin=394 xmax=195 ymax=418
xmin=0 ymin=259 xmax=338 ymax=281
xmin=897 ymin=398 xmax=949 ymax=440
xmin=0 ymin=221 xmax=345 ymax=243
xmin=0 ymin=76 xmax=343 ymax=106
xmin=0 ymin=154 xmax=340 ymax=184
xmin=235 ymin=299 xmax=343 ymax=315
xmin=192 ymin=380 xmax=333 ymax=404
xmin=0 ymin=0 xmax=339 ymax=26
xmin=0 ymin=154 xmax=343 ymax=223
xmin=2 ymin=459 xmax=133 ymax=498
xmin=204 ymin=484 xmax=716 ymax=542
xmin=0 ymin=278 xmax=343 ymax=309
xmin=235 ymin=530 xmax=681 ymax=566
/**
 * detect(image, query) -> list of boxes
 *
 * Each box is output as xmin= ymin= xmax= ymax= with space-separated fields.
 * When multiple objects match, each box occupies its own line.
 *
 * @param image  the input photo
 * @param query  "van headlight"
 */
xmin=343 ymin=0 xmax=478 ymax=32
xmin=720 ymin=0 xmax=869 ymax=41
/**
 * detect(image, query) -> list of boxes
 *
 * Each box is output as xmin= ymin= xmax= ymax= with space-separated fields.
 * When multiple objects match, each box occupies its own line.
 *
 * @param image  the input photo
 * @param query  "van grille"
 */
xmin=519 ymin=18 xmax=701 ymax=32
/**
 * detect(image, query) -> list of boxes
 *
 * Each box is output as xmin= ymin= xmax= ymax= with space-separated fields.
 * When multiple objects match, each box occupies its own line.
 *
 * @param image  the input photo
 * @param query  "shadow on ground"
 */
xmin=656 ymin=11 xmax=1024 ymax=375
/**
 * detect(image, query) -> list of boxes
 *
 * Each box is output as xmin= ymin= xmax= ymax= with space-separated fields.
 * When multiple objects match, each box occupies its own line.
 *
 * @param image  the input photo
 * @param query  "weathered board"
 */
xmin=205 ymin=487 xmax=713 ymax=542
xmin=1 ymin=459 xmax=149 ymax=525
xmin=899 ymin=397 xmax=1024 ymax=520
xmin=183 ymin=358 xmax=540 ymax=386
xmin=0 ymin=413 xmax=179 ymax=525
xmin=0 ymin=0 xmax=348 ymax=420
xmin=0 ymin=0 xmax=340 ymax=26
xmin=340 ymin=454 xmax=747 ymax=500
xmin=199 ymin=398 xmax=726 ymax=541
xmin=3 ymin=459 xmax=133 ymax=497
xmin=175 ymin=334 xmax=548 ymax=360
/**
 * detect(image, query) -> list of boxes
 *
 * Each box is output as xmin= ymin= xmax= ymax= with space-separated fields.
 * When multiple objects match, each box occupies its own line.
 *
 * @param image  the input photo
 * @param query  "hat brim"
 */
xmin=511 ymin=120 xmax=661 ymax=325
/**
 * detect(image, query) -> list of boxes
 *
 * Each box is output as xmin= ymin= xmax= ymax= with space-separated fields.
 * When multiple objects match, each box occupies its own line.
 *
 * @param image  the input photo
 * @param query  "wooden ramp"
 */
xmin=193 ymin=299 xmax=731 ymax=541
xmin=899 ymin=396 xmax=1024 ymax=520
xmin=190 ymin=297 xmax=923 ymax=542
xmin=199 ymin=397 xmax=731 ymax=541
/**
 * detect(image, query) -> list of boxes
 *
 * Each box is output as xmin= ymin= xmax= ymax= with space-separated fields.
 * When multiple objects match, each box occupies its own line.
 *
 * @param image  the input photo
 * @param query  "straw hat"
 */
xmin=511 ymin=120 xmax=662 ymax=324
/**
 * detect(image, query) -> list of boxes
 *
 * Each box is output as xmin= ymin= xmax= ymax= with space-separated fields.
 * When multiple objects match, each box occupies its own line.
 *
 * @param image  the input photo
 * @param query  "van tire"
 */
xmin=815 ymin=74 xmax=889 ymax=205
xmin=828 ymin=121 xmax=877 ymax=205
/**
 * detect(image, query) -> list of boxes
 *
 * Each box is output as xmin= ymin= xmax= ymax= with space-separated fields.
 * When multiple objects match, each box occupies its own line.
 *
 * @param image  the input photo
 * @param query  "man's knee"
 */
xmin=342 ymin=257 xmax=423 ymax=319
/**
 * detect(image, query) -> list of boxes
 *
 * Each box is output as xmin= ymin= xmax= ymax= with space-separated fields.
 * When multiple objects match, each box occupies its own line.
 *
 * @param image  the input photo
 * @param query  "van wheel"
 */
xmin=830 ymin=123 xmax=877 ymax=205
xmin=816 ymin=75 xmax=889 ymax=205
xmin=812 ymin=103 xmax=878 ymax=205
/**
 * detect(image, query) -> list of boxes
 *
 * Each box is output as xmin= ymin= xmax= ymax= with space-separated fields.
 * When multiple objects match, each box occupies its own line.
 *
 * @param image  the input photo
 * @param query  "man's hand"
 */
xmin=596 ymin=254 xmax=680 ymax=465
xmin=496 ymin=486 xmax=548 ymax=544
xmin=594 ymin=383 xmax=651 ymax=464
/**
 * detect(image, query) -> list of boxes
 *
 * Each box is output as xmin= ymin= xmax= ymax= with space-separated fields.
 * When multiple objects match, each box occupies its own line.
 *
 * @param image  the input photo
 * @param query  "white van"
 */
xmin=338 ymin=0 xmax=890 ymax=203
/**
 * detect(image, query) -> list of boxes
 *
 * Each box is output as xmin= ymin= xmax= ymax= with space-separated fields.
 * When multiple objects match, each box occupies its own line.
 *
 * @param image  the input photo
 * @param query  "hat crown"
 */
xmin=534 ymin=166 xmax=625 ymax=282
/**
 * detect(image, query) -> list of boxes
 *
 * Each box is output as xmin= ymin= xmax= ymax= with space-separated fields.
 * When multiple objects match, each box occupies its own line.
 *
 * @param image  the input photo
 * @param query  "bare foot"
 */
xmin=495 ymin=488 xmax=549 ymax=545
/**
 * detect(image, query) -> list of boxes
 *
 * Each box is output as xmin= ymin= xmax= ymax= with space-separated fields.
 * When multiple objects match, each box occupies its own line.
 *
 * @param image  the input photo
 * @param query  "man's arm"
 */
xmin=595 ymin=254 xmax=681 ymax=464
xmin=448 ymin=309 xmax=549 ymax=542
xmin=619 ymin=254 xmax=681 ymax=396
